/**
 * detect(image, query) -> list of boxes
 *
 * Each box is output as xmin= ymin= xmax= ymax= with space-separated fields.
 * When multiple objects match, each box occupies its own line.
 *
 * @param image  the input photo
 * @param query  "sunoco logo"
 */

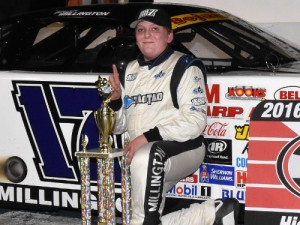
xmin=274 ymin=86 xmax=300 ymax=100
xmin=208 ymin=140 xmax=227 ymax=154
xmin=277 ymin=136 xmax=300 ymax=197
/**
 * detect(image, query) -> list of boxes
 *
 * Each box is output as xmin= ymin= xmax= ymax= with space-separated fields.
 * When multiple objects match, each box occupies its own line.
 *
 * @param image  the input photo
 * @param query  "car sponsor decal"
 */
xmin=0 ymin=182 xmax=123 ymax=213
xmin=167 ymin=183 xmax=212 ymax=200
xmin=199 ymin=164 xmax=235 ymax=186
xmin=204 ymin=138 xmax=233 ymax=165
xmin=204 ymin=121 xmax=229 ymax=138
xmin=236 ymin=170 xmax=247 ymax=188
xmin=236 ymin=157 xmax=248 ymax=168
xmin=222 ymin=188 xmax=246 ymax=202
xmin=226 ymin=86 xmax=266 ymax=100
xmin=54 ymin=10 xmax=111 ymax=17
xmin=206 ymin=84 xmax=244 ymax=119
xmin=274 ymin=86 xmax=300 ymax=100
xmin=171 ymin=12 xmax=230 ymax=30
xmin=11 ymin=81 xmax=123 ymax=184
xmin=179 ymin=174 xmax=198 ymax=183
xmin=235 ymin=124 xmax=249 ymax=140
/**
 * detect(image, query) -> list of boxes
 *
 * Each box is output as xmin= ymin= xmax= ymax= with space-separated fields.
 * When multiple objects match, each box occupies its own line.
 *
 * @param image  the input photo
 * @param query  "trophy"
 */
xmin=94 ymin=76 xmax=116 ymax=154
xmin=75 ymin=75 xmax=131 ymax=225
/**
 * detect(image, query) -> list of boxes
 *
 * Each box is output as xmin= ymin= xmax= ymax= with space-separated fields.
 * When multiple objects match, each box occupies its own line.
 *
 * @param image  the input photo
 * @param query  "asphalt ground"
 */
xmin=0 ymin=208 xmax=97 ymax=225
xmin=0 ymin=208 xmax=244 ymax=225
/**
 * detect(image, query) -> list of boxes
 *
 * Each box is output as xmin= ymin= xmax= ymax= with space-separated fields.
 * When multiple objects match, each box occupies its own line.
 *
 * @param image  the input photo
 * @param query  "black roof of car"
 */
xmin=1 ymin=3 xmax=300 ymax=73
xmin=8 ymin=3 xmax=230 ymax=25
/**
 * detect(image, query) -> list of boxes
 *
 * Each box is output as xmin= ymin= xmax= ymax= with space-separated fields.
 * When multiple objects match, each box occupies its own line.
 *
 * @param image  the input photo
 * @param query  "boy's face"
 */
xmin=135 ymin=20 xmax=173 ymax=61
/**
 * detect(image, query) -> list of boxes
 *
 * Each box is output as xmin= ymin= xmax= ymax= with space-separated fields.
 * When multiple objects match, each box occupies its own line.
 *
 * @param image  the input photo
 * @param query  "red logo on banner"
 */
xmin=274 ymin=86 xmax=300 ymax=100
xmin=180 ymin=174 xmax=198 ymax=183
xmin=236 ymin=170 xmax=247 ymax=188
xmin=204 ymin=122 xmax=229 ymax=137
xmin=277 ymin=136 xmax=300 ymax=197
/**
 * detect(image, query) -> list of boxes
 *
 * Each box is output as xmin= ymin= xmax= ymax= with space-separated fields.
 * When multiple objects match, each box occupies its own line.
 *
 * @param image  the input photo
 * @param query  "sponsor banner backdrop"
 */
xmin=245 ymin=100 xmax=300 ymax=225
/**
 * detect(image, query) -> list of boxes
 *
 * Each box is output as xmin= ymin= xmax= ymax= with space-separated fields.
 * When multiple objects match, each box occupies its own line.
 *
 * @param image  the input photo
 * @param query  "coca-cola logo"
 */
xmin=204 ymin=122 xmax=229 ymax=137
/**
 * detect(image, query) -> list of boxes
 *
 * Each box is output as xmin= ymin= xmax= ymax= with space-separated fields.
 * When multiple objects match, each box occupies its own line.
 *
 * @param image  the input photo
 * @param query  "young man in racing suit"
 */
xmin=109 ymin=6 xmax=239 ymax=225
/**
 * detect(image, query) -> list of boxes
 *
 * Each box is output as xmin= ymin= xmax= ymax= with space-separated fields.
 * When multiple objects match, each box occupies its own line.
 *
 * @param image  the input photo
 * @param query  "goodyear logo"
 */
xmin=171 ymin=12 xmax=230 ymax=30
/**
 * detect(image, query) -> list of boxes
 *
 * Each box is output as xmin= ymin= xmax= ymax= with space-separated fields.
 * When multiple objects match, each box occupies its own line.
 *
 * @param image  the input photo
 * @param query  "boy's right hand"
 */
xmin=109 ymin=64 xmax=122 ymax=100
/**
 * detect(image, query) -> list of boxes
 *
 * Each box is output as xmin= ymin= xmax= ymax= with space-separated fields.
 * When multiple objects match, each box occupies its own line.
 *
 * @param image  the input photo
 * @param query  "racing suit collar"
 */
xmin=137 ymin=46 xmax=174 ymax=69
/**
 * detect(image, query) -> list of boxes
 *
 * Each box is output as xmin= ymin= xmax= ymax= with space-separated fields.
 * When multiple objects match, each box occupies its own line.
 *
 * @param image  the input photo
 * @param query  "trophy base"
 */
xmin=75 ymin=148 xmax=124 ymax=159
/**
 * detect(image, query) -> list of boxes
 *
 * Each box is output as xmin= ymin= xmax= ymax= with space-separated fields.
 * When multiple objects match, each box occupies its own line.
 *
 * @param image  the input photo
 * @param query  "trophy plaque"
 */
xmin=75 ymin=76 xmax=131 ymax=225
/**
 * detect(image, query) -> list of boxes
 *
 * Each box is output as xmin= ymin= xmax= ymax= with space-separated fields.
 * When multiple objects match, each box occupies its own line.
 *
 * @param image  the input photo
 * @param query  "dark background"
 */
xmin=0 ymin=0 xmax=153 ymax=21
xmin=0 ymin=0 xmax=65 ymax=21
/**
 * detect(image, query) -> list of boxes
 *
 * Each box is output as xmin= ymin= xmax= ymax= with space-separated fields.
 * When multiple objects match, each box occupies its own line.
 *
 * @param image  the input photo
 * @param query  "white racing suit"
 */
xmin=112 ymin=47 xmax=212 ymax=225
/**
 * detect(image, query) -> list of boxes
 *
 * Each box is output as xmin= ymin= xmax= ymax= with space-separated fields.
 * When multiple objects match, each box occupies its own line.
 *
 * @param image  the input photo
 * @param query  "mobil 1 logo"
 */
xmin=200 ymin=185 xmax=212 ymax=199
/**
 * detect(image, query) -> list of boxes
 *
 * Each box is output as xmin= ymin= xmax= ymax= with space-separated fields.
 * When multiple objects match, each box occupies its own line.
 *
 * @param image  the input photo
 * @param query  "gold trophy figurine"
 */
xmin=94 ymin=76 xmax=116 ymax=153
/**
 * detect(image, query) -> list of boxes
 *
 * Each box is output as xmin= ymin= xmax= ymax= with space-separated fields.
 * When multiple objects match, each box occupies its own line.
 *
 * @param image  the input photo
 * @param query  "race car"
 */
xmin=1 ymin=3 xmax=300 ymax=224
